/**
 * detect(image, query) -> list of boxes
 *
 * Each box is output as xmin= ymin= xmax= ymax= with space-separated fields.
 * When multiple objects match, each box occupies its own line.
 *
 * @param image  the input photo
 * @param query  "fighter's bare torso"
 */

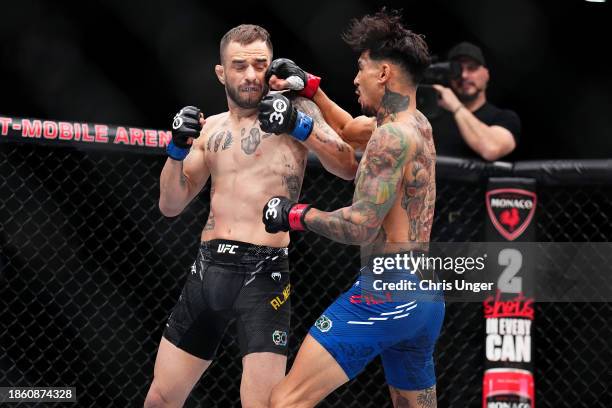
xmin=188 ymin=110 xmax=308 ymax=247
xmin=364 ymin=110 xmax=436 ymax=252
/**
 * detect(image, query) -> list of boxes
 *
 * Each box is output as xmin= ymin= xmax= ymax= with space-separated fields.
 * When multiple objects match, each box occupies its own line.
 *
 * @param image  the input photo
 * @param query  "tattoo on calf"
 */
xmin=416 ymin=386 xmax=436 ymax=408
xmin=390 ymin=388 xmax=412 ymax=408
xmin=241 ymin=128 xmax=261 ymax=154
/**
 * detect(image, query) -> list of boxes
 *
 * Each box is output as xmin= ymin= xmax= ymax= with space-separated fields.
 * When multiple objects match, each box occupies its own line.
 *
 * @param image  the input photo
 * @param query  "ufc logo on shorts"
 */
xmin=217 ymin=244 xmax=238 ymax=254
xmin=269 ymin=99 xmax=287 ymax=125
xmin=265 ymin=198 xmax=281 ymax=220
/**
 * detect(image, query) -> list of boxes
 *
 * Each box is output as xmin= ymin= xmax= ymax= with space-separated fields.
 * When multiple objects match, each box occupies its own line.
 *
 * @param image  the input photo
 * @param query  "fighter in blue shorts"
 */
xmin=260 ymin=9 xmax=444 ymax=407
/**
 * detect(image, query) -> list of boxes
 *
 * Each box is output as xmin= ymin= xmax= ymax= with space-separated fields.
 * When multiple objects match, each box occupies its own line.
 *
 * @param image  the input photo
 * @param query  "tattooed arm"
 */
xmin=303 ymin=123 xmax=413 ymax=245
xmin=292 ymin=96 xmax=359 ymax=181
xmin=159 ymin=122 xmax=212 ymax=217
xmin=312 ymin=89 xmax=376 ymax=151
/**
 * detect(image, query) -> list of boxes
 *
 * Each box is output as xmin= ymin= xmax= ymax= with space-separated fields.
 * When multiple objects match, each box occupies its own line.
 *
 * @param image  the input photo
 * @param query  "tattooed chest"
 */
xmin=205 ymin=127 xmax=276 ymax=155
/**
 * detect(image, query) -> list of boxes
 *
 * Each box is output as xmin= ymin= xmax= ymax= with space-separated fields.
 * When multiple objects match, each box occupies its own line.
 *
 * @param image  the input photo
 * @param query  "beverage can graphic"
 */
xmin=483 ymin=368 xmax=534 ymax=408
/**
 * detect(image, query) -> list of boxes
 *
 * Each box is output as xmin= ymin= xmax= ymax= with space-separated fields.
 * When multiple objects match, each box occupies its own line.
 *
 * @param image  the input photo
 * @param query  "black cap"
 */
xmin=448 ymin=42 xmax=486 ymax=66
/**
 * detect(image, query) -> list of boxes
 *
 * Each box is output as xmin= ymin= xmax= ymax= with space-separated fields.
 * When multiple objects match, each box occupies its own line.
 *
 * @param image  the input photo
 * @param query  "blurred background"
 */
xmin=1 ymin=0 xmax=611 ymax=160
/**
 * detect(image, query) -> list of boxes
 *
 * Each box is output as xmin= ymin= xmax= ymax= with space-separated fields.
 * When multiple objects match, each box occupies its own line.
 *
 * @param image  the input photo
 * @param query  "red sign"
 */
xmin=486 ymin=188 xmax=537 ymax=241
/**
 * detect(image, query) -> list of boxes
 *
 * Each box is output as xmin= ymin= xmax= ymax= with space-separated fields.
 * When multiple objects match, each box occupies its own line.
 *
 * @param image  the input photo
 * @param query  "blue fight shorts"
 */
xmin=309 ymin=258 xmax=445 ymax=391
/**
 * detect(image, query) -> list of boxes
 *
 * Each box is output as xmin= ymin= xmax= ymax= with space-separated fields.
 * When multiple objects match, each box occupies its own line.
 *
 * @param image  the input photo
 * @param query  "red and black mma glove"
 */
xmin=258 ymin=93 xmax=314 ymax=141
xmin=262 ymin=196 xmax=312 ymax=233
xmin=265 ymin=58 xmax=321 ymax=99
xmin=167 ymin=106 xmax=202 ymax=161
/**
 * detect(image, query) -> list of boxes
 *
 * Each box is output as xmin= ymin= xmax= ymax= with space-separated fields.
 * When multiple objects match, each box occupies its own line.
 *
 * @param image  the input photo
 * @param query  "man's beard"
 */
xmin=457 ymin=89 xmax=480 ymax=103
xmin=454 ymin=81 xmax=481 ymax=103
xmin=226 ymin=83 xmax=268 ymax=109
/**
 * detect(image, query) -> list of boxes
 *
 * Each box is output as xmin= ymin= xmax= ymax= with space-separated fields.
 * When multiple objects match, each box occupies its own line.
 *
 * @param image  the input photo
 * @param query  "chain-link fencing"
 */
xmin=1 ymin=142 xmax=611 ymax=407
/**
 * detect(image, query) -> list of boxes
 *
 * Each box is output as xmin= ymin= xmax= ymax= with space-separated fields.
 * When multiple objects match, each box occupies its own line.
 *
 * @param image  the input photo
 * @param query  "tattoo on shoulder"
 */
xmin=305 ymin=125 xmax=409 ymax=245
xmin=377 ymin=87 xmax=410 ymax=125
xmin=241 ymin=127 xmax=261 ymax=154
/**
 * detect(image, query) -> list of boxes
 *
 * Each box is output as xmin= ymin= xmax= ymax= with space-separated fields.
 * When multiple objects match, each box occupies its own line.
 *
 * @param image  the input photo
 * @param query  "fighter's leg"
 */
xmin=143 ymin=337 xmax=211 ymax=408
xmin=240 ymin=352 xmax=287 ymax=408
xmin=234 ymin=257 xmax=292 ymax=407
xmin=381 ymin=298 xmax=444 ymax=408
xmin=269 ymin=334 xmax=349 ymax=408
xmin=388 ymin=384 xmax=437 ymax=408
xmin=145 ymin=252 xmax=237 ymax=407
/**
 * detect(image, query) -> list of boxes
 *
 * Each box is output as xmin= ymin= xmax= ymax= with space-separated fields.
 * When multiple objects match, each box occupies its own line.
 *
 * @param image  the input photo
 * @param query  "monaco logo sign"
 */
xmin=486 ymin=189 xmax=537 ymax=241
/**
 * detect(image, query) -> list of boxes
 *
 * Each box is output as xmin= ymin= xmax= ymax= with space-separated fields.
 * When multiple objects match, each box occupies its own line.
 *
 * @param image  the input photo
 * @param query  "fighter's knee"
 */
xmin=269 ymin=385 xmax=312 ymax=408
xmin=240 ymin=394 xmax=269 ymax=408
xmin=143 ymin=385 xmax=174 ymax=408
xmin=268 ymin=386 xmax=284 ymax=408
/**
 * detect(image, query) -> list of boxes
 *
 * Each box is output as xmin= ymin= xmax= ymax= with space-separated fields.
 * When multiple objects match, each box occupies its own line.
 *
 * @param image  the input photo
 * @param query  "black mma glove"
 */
xmin=167 ymin=106 xmax=202 ymax=160
xmin=258 ymin=93 xmax=314 ymax=141
xmin=262 ymin=196 xmax=312 ymax=233
xmin=265 ymin=58 xmax=321 ymax=99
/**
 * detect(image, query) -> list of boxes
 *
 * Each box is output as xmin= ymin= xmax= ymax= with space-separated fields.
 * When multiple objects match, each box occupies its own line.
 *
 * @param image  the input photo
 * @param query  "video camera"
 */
xmin=417 ymin=61 xmax=462 ymax=119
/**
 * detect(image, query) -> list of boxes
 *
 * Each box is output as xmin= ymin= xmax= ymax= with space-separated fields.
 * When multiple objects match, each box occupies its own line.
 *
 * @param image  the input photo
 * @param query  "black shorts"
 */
xmin=163 ymin=239 xmax=291 ymax=360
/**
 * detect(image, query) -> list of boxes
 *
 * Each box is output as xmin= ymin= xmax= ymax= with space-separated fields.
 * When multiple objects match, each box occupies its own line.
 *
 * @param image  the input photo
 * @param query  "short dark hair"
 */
xmin=219 ymin=24 xmax=273 ymax=62
xmin=342 ymin=8 xmax=430 ymax=84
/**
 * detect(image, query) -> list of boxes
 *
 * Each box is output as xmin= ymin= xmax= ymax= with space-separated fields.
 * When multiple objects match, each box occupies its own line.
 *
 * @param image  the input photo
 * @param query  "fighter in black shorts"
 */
xmin=143 ymin=24 xmax=357 ymax=408
xmin=163 ymin=240 xmax=291 ymax=360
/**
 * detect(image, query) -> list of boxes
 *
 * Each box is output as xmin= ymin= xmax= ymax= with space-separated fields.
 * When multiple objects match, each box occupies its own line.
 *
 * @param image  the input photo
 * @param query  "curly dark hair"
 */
xmin=342 ymin=8 xmax=430 ymax=84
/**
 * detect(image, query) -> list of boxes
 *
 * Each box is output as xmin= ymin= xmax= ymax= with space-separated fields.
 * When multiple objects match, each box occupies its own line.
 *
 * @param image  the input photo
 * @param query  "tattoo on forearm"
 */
xmin=241 ymin=127 xmax=261 ymax=154
xmin=293 ymin=96 xmax=350 ymax=151
xmin=377 ymin=87 xmax=410 ymax=126
xmin=307 ymin=204 xmax=379 ymax=245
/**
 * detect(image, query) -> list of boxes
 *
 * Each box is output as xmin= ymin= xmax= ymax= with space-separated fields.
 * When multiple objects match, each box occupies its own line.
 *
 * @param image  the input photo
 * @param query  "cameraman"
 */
xmin=431 ymin=42 xmax=520 ymax=161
